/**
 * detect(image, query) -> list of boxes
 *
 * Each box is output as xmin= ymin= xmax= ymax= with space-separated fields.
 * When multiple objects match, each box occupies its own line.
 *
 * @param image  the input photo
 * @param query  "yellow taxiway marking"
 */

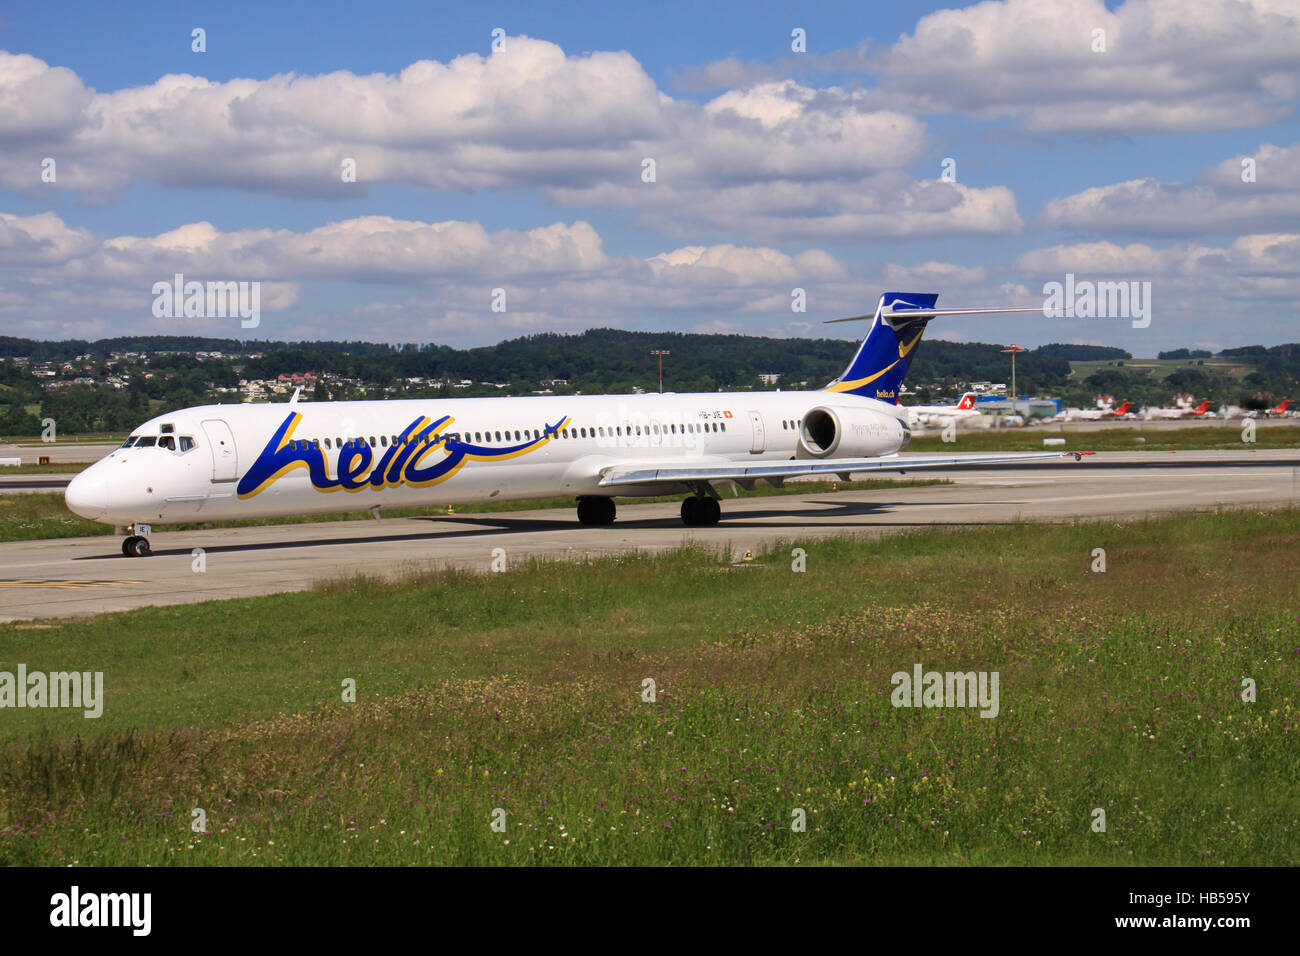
xmin=0 ymin=579 xmax=146 ymax=589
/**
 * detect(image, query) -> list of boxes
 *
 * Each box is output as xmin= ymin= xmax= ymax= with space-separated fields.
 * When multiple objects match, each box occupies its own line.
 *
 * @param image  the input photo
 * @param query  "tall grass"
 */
xmin=0 ymin=507 xmax=1295 ymax=865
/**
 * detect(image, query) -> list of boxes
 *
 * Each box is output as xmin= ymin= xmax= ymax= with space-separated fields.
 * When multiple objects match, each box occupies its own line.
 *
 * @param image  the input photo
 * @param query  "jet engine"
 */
xmin=797 ymin=405 xmax=908 ymax=459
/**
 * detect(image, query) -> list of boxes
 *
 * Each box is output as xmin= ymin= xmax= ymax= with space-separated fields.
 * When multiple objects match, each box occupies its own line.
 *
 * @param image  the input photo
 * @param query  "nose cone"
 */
xmin=65 ymin=468 xmax=110 ymax=521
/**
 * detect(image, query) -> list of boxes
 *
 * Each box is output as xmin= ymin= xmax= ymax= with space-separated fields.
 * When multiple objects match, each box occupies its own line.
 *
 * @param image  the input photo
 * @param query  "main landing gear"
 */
xmin=120 ymin=523 xmax=153 ymax=557
xmin=576 ymin=496 xmax=617 ymax=526
xmin=680 ymin=495 xmax=720 ymax=527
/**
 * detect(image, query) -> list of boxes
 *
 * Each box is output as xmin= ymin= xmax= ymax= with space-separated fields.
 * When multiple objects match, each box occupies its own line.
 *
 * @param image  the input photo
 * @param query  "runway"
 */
xmin=0 ymin=441 xmax=117 ymax=465
xmin=1 ymin=450 xmax=1295 ymax=622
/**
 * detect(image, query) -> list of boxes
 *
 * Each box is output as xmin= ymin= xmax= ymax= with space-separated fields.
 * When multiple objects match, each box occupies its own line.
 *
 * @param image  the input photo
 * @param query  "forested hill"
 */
xmin=0 ymin=329 xmax=1132 ymax=395
xmin=6 ymin=329 xmax=1299 ymax=435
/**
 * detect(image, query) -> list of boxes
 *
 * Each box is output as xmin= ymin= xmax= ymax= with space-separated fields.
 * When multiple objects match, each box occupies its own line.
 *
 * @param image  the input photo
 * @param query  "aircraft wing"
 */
xmin=597 ymin=450 xmax=1091 ymax=488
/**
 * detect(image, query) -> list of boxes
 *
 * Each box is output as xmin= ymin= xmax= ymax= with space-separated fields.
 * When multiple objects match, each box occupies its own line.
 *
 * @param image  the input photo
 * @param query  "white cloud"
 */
xmin=1042 ymin=143 xmax=1300 ymax=236
xmin=1017 ymin=234 xmax=1300 ymax=278
xmin=883 ymin=261 xmax=987 ymax=285
xmin=555 ymin=175 xmax=1022 ymax=241
xmin=0 ymin=41 xmax=1028 ymax=243
xmin=0 ymin=210 xmax=871 ymax=343
xmin=872 ymin=0 xmax=1300 ymax=132
xmin=6 ymin=207 xmax=1291 ymax=349
xmin=1 ymin=45 xmax=919 ymax=194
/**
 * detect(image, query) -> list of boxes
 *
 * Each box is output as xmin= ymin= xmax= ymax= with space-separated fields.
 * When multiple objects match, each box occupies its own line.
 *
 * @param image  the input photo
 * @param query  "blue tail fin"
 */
xmin=824 ymin=293 xmax=938 ymax=401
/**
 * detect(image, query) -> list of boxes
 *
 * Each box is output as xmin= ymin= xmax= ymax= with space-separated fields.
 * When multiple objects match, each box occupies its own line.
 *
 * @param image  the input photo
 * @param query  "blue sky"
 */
xmin=2 ymin=0 xmax=1297 ymax=353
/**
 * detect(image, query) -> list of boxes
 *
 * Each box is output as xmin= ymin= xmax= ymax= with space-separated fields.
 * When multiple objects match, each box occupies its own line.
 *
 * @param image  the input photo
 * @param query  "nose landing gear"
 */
xmin=120 ymin=523 xmax=153 ymax=557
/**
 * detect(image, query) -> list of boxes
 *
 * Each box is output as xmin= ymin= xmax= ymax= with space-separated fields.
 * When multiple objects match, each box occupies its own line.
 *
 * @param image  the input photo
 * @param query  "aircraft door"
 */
xmin=747 ymin=410 xmax=766 ymax=454
xmin=201 ymin=419 xmax=239 ymax=481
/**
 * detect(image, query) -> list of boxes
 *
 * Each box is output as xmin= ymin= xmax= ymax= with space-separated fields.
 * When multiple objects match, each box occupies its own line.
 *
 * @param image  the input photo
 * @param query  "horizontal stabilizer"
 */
xmin=825 ymin=307 xmax=1041 ymax=324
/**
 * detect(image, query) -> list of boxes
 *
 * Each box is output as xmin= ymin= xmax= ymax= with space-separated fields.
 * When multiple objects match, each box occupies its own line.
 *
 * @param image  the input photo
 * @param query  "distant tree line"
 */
xmin=1 ymin=331 xmax=1297 ymax=434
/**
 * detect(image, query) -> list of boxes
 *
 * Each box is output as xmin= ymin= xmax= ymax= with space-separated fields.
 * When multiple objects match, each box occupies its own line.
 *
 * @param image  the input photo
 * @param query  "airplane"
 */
xmin=1247 ymin=399 xmax=1292 ymax=418
xmin=902 ymin=391 xmax=983 ymax=428
xmin=1058 ymin=396 xmax=1131 ymax=422
xmin=1145 ymin=394 xmax=1213 ymax=420
xmin=65 ymin=292 xmax=1090 ymax=556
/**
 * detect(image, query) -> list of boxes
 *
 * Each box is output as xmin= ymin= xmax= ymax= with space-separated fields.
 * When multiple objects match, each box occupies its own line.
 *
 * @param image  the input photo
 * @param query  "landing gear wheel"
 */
xmin=681 ymin=497 xmax=720 ymax=527
xmin=122 ymin=535 xmax=152 ymax=557
xmin=681 ymin=496 xmax=698 ymax=526
xmin=576 ymin=496 xmax=617 ymax=526
xmin=697 ymin=497 xmax=720 ymax=526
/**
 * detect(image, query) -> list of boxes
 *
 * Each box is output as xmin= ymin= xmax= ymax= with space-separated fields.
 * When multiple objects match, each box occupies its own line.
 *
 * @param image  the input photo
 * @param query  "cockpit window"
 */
xmin=179 ymin=436 xmax=195 ymax=452
xmin=158 ymin=436 xmax=176 ymax=451
xmin=120 ymin=437 xmax=137 ymax=448
xmin=136 ymin=436 xmax=157 ymax=447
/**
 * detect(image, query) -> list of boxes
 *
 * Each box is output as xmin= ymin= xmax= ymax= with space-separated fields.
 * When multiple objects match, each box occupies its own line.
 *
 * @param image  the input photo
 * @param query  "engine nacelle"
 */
xmin=797 ymin=405 xmax=908 ymax=459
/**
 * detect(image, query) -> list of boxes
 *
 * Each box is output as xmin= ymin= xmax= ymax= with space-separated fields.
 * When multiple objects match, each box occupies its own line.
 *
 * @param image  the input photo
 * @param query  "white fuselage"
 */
xmin=65 ymin=389 xmax=908 ymax=526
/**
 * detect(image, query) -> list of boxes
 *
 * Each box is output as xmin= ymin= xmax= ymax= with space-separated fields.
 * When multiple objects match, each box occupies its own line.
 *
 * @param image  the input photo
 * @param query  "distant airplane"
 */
xmin=66 ymin=292 xmax=1087 ymax=556
xmin=1060 ymin=397 xmax=1130 ymax=421
xmin=1146 ymin=396 xmax=1214 ymax=420
xmin=1250 ymin=399 xmax=1292 ymax=418
xmin=903 ymin=391 xmax=982 ymax=428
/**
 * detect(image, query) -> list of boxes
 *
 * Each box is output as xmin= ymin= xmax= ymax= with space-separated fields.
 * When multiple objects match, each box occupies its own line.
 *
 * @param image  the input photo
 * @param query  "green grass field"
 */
xmin=0 ymin=507 xmax=1295 ymax=866
xmin=1068 ymin=358 xmax=1257 ymax=381
xmin=0 ymin=463 xmax=90 ymax=475
xmin=0 ymin=478 xmax=948 ymax=542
